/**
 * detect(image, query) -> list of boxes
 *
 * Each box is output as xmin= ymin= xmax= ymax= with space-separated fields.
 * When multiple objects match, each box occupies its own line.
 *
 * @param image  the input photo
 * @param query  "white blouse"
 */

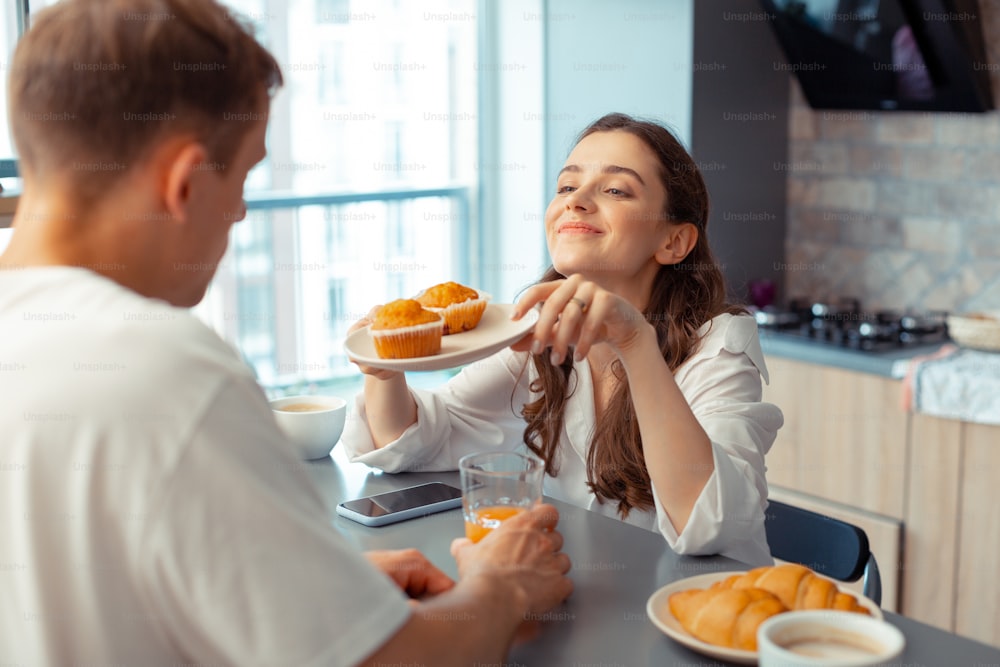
xmin=342 ymin=312 xmax=784 ymax=566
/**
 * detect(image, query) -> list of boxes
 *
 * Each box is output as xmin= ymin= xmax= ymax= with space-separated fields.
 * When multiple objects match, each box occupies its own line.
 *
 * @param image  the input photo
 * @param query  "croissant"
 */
xmin=711 ymin=563 xmax=870 ymax=614
xmin=668 ymin=587 xmax=787 ymax=651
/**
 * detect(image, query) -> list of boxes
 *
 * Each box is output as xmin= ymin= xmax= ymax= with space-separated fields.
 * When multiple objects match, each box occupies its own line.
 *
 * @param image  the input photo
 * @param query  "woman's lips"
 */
xmin=557 ymin=222 xmax=601 ymax=234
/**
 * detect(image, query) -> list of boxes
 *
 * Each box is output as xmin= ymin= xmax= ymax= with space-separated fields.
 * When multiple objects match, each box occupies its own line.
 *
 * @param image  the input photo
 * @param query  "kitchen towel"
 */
xmin=902 ymin=345 xmax=1000 ymax=425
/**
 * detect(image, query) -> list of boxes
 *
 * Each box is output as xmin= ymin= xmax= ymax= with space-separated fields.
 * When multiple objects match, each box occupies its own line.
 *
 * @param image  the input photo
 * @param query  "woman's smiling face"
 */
xmin=544 ymin=129 xmax=673 ymax=293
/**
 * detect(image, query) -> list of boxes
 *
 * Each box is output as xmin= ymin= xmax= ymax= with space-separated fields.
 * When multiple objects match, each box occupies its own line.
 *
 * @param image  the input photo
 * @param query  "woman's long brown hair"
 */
xmin=520 ymin=112 xmax=742 ymax=518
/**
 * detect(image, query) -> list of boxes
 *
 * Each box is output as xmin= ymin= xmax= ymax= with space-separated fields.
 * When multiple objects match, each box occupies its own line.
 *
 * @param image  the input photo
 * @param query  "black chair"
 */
xmin=764 ymin=499 xmax=882 ymax=606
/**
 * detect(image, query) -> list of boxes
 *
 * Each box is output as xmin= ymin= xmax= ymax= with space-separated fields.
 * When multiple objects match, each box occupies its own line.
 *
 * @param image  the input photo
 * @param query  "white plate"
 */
xmin=343 ymin=303 xmax=538 ymax=372
xmin=646 ymin=571 xmax=883 ymax=665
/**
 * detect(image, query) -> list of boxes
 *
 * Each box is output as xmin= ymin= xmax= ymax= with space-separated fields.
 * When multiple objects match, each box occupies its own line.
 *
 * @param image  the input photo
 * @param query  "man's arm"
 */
xmin=361 ymin=504 xmax=573 ymax=666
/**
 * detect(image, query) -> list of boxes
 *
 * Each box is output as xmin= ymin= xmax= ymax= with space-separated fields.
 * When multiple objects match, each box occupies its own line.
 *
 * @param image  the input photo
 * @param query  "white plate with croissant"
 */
xmin=646 ymin=565 xmax=882 ymax=664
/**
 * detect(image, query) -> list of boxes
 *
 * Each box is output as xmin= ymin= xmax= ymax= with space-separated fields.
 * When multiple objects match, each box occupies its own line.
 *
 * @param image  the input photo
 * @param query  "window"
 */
xmin=203 ymin=0 xmax=478 ymax=394
xmin=316 ymin=0 xmax=351 ymax=25
xmin=0 ymin=2 xmax=29 ymax=192
xmin=1 ymin=1 xmax=549 ymax=398
xmin=0 ymin=1 xmax=34 ymax=247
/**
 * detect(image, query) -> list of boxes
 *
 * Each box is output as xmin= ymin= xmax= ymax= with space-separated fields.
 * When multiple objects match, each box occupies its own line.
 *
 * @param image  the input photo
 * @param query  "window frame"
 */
xmin=0 ymin=1 xmax=549 ymax=399
xmin=0 ymin=1 xmax=29 ymax=181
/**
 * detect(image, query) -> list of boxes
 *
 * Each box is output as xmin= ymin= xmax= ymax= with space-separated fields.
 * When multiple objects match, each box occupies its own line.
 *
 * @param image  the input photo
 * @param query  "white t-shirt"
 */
xmin=0 ymin=267 xmax=410 ymax=666
xmin=343 ymin=313 xmax=784 ymax=566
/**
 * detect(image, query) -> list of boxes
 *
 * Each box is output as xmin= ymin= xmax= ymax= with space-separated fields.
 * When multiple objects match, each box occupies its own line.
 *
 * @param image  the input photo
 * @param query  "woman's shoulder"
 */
xmin=697 ymin=311 xmax=757 ymax=349
xmin=689 ymin=312 xmax=769 ymax=382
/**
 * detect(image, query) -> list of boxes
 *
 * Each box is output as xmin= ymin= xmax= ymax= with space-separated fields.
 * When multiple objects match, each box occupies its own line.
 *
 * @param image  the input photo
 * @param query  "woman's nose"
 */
xmin=564 ymin=186 xmax=593 ymax=211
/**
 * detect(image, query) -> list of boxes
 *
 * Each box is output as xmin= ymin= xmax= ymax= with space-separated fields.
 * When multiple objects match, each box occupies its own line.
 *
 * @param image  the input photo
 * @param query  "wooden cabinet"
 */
xmin=955 ymin=422 xmax=1000 ymax=644
xmin=763 ymin=357 xmax=907 ymax=518
xmin=903 ymin=414 xmax=962 ymax=632
xmin=904 ymin=416 xmax=1000 ymax=646
xmin=763 ymin=355 xmax=1000 ymax=647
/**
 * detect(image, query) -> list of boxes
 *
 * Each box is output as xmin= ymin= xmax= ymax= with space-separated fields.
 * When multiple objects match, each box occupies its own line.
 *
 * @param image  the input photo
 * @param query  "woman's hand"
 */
xmin=511 ymin=275 xmax=653 ymax=365
xmin=348 ymin=306 xmax=403 ymax=380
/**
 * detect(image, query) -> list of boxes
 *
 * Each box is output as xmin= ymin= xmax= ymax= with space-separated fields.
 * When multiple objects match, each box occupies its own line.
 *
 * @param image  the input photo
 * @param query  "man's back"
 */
xmin=0 ymin=267 xmax=411 ymax=665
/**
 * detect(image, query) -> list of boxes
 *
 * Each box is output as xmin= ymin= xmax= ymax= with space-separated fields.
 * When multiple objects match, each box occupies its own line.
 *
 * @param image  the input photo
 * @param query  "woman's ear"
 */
xmin=655 ymin=222 xmax=699 ymax=265
xmin=162 ymin=142 xmax=209 ymax=223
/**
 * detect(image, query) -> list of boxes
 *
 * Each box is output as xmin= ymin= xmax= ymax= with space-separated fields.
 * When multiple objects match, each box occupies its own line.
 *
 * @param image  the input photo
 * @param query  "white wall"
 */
xmin=477 ymin=0 xmax=547 ymax=302
xmin=482 ymin=0 xmax=694 ymax=301
xmin=542 ymin=0 xmax=695 ymax=196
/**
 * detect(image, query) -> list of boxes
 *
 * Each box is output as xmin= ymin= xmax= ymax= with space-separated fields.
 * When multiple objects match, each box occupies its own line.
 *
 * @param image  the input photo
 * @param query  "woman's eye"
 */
xmin=607 ymin=188 xmax=629 ymax=197
xmin=557 ymin=185 xmax=575 ymax=194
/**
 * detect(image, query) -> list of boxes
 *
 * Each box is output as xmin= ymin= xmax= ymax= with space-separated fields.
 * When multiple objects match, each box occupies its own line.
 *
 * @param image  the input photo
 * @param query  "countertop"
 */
xmin=758 ymin=329 xmax=948 ymax=379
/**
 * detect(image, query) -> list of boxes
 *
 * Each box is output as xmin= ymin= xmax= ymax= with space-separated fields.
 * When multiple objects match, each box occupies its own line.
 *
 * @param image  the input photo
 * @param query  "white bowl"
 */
xmin=270 ymin=395 xmax=347 ymax=460
xmin=757 ymin=610 xmax=905 ymax=667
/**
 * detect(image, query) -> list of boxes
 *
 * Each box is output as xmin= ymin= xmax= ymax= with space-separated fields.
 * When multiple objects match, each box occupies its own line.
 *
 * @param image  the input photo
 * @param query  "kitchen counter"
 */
xmin=761 ymin=334 xmax=1000 ymax=645
xmin=758 ymin=329 xmax=947 ymax=379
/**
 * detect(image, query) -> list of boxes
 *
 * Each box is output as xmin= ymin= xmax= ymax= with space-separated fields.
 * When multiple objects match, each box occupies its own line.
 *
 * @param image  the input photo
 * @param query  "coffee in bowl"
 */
xmin=758 ymin=610 xmax=905 ymax=667
xmin=779 ymin=631 xmax=885 ymax=658
xmin=269 ymin=395 xmax=347 ymax=460
xmin=275 ymin=402 xmax=330 ymax=413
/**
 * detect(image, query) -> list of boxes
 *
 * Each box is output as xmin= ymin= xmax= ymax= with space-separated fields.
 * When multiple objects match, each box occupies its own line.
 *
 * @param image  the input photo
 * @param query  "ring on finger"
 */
xmin=569 ymin=297 xmax=589 ymax=314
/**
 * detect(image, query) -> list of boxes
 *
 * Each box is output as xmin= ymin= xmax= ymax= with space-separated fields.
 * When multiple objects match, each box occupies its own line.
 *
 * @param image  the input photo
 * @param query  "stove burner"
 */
xmin=753 ymin=300 xmax=949 ymax=352
xmin=899 ymin=310 xmax=948 ymax=340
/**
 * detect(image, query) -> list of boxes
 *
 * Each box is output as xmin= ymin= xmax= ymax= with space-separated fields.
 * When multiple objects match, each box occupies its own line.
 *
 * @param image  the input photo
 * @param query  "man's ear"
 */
xmin=163 ymin=142 xmax=209 ymax=223
xmin=655 ymin=222 xmax=699 ymax=265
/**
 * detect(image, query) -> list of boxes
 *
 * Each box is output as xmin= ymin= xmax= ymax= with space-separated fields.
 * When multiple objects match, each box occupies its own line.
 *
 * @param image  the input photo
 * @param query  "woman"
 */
xmin=343 ymin=113 xmax=783 ymax=565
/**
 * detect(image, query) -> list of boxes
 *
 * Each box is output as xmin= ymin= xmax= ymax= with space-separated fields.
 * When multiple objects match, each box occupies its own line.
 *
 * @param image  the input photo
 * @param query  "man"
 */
xmin=0 ymin=1 xmax=572 ymax=664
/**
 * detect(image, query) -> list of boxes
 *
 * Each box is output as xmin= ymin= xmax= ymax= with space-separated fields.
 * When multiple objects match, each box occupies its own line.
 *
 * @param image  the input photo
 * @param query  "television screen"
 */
xmin=758 ymin=0 xmax=994 ymax=111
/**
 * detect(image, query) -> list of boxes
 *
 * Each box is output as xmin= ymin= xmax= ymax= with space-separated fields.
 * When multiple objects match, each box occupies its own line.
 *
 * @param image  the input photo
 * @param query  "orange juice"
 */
xmin=464 ymin=505 xmax=525 ymax=543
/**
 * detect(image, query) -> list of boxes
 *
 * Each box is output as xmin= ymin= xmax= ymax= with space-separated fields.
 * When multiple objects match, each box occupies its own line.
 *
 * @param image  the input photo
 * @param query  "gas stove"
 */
xmin=752 ymin=299 xmax=950 ymax=353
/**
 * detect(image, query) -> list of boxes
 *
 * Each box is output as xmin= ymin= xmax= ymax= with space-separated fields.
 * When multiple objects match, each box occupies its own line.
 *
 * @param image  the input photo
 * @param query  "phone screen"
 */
xmin=339 ymin=483 xmax=462 ymax=518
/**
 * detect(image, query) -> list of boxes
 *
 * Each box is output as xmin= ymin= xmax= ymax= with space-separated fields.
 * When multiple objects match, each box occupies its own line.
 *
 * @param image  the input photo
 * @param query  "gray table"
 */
xmin=306 ymin=448 xmax=1000 ymax=666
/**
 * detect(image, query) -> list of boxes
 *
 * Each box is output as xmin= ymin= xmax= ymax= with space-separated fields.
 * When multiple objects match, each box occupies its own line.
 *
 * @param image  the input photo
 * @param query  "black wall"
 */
xmin=692 ymin=0 xmax=790 ymax=304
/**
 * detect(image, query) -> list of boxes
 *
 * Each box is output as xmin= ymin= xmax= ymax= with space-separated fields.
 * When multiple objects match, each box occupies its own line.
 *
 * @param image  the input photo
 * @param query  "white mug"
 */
xmin=758 ymin=610 xmax=905 ymax=667
xmin=270 ymin=395 xmax=347 ymax=460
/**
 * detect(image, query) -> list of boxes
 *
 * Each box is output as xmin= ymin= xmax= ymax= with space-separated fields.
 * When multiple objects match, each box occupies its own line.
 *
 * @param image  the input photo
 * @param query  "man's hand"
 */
xmin=365 ymin=548 xmax=456 ymax=599
xmin=359 ymin=507 xmax=572 ymax=666
xmin=451 ymin=504 xmax=573 ymax=615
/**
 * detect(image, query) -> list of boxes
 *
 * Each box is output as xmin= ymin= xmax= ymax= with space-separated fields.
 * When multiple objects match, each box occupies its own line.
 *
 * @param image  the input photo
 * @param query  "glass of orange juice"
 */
xmin=459 ymin=452 xmax=544 ymax=543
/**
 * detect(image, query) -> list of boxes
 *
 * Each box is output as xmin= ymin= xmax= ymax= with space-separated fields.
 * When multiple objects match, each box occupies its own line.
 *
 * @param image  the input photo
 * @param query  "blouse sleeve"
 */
xmin=341 ymin=348 xmax=533 ymax=472
xmin=650 ymin=314 xmax=783 ymax=564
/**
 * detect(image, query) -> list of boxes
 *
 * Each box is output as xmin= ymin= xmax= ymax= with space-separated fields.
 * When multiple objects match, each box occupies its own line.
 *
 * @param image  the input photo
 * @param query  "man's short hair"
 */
xmin=9 ymin=0 xmax=283 ymax=202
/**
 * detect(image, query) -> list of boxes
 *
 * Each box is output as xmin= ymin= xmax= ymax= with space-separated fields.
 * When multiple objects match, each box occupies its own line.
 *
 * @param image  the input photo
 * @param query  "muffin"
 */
xmin=369 ymin=299 xmax=444 ymax=359
xmin=416 ymin=282 xmax=490 ymax=334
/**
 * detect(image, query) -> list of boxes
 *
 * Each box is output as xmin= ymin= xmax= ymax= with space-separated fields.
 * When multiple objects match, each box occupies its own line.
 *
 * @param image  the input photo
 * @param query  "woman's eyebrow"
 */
xmin=558 ymin=163 xmax=646 ymax=186
xmin=603 ymin=164 xmax=645 ymax=185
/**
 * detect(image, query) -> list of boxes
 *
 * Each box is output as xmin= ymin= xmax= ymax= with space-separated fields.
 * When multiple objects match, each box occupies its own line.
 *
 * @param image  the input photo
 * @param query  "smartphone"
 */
xmin=336 ymin=482 xmax=464 ymax=527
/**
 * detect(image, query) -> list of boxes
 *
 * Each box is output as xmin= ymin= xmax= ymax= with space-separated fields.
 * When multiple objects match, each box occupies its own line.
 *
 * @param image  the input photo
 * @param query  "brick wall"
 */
xmin=783 ymin=5 xmax=1000 ymax=313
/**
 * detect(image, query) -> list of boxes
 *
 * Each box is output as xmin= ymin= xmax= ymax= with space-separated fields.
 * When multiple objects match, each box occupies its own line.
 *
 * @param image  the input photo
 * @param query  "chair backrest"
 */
xmin=764 ymin=499 xmax=881 ymax=605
